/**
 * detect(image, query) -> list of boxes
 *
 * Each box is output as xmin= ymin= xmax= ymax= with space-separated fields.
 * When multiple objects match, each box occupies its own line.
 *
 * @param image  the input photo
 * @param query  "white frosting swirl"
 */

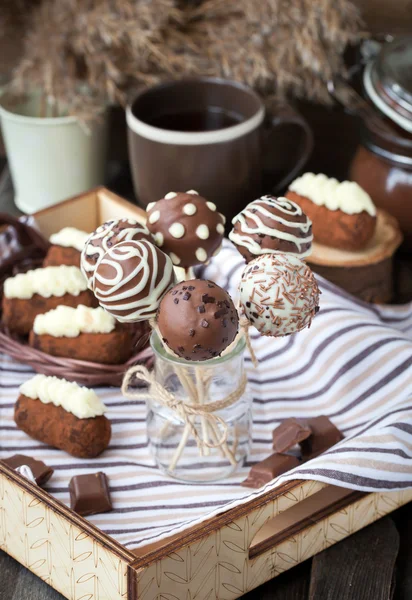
xmin=20 ymin=374 xmax=106 ymax=419
xmin=33 ymin=305 xmax=116 ymax=337
xmin=289 ymin=172 xmax=376 ymax=216
xmin=4 ymin=266 xmax=87 ymax=299
xmin=94 ymin=240 xmax=175 ymax=322
xmin=49 ymin=227 xmax=89 ymax=252
xmin=229 ymin=196 xmax=313 ymax=258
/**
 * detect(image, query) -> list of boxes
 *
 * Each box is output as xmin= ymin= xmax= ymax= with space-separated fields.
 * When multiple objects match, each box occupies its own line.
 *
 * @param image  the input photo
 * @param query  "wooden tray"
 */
xmin=1 ymin=462 xmax=411 ymax=600
xmin=1 ymin=187 xmax=411 ymax=599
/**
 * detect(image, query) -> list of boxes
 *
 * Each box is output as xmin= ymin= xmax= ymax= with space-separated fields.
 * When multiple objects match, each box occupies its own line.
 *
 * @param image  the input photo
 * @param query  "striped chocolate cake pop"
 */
xmin=146 ymin=191 xmax=225 ymax=268
xmin=239 ymin=253 xmax=320 ymax=337
xmin=93 ymin=240 xmax=175 ymax=322
xmin=229 ymin=196 xmax=313 ymax=263
xmin=81 ymin=218 xmax=152 ymax=289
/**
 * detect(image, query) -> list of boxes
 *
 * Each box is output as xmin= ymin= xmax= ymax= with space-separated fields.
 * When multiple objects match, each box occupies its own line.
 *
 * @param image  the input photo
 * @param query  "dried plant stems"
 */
xmin=2 ymin=0 xmax=364 ymax=120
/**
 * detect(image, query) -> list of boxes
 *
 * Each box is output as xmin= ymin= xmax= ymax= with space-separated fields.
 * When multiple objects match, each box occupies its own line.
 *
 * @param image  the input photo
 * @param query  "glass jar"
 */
xmin=350 ymin=36 xmax=412 ymax=250
xmin=146 ymin=332 xmax=252 ymax=483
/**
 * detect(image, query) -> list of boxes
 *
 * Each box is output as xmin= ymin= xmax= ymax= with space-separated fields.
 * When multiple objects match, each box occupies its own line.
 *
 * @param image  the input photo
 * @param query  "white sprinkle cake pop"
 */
xmin=146 ymin=190 xmax=225 ymax=268
xmin=81 ymin=218 xmax=152 ymax=289
xmin=93 ymin=240 xmax=175 ymax=322
xmin=239 ymin=253 xmax=320 ymax=337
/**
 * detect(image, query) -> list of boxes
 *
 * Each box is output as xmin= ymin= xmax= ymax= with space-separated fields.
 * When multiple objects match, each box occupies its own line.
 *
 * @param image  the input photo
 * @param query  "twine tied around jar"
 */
xmin=121 ymin=364 xmax=247 ymax=464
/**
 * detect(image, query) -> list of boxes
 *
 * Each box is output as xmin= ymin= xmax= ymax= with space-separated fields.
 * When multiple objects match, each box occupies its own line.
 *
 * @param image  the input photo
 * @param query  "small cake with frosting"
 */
xmin=157 ymin=279 xmax=239 ymax=361
xmin=2 ymin=265 xmax=98 ymax=336
xmin=286 ymin=173 xmax=377 ymax=251
xmin=146 ymin=191 xmax=225 ymax=268
xmin=44 ymin=227 xmax=90 ymax=268
xmin=239 ymin=253 xmax=320 ymax=337
xmin=229 ymin=195 xmax=313 ymax=262
xmin=15 ymin=374 xmax=111 ymax=458
xmin=81 ymin=218 xmax=152 ymax=289
xmin=29 ymin=305 xmax=134 ymax=364
xmin=93 ymin=239 xmax=175 ymax=322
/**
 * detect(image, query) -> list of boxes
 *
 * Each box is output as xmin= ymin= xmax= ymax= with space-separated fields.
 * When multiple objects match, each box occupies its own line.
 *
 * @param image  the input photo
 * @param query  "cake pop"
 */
xmin=146 ymin=191 xmax=225 ymax=268
xmin=157 ymin=279 xmax=238 ymax=361
xmin=239 ymin=253 xmax=320 ymax=337
xmin=93 ymin=240 xmax=175 ymax=322
xmin=81 ymin=218 xmax=152 ymax=289
xmin=229 ymin=195 xmax=313 ymax=262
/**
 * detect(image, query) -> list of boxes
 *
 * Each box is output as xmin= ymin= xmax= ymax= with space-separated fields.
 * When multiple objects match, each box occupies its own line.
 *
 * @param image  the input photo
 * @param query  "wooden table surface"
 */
xmin=1 ymin=500 xmax=411 ymax=600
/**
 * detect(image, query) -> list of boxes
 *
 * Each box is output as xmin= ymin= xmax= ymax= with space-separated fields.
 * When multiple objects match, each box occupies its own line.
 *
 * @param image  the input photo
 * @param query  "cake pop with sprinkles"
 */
xmin=239 ymin=253 xmax=320 ymax=337
xmin=146 ymin=191 xmax=225 ymax=268
xmin=229 ymin=195 xmax=313 ymax=263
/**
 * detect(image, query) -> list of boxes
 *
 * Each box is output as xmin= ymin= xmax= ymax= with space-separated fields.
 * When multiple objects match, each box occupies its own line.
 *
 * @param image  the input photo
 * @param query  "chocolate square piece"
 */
xmin=299 ymin=416 xmax=344 ymax=460
xmin=272 ymin=418 xmax=312 ymax=453
xmin=69 ymin=472 xmax=112 ymax=516
xmin=242 ymin=453 xmax=300 ymax=489
xmin=1 ymin=454 xmax=53 ymax=486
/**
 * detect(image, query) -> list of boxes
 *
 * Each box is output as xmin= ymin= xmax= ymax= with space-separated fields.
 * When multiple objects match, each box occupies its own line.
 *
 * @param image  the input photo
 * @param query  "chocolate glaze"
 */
xmin=1 ymin=454 xmax=53 ymax=486
xmin=242 ymin=453 xmax=300 ymax=488
xmin=69 ymin=472 xmax=112 ymax=516
xmin=157 ymin=279 xmax=238 ymax=361
xmin=272 ymin=418 xmax=312 ymax=453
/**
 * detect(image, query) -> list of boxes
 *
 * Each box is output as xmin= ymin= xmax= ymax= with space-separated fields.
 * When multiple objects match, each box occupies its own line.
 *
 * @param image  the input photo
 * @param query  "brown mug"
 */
xmin=126 ymin=78 xmax=313 ymax=222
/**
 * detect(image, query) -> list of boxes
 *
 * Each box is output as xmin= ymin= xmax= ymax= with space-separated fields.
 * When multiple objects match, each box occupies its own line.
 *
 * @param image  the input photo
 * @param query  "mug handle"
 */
xmin=263 ymin=99 xmax=314 ymax=194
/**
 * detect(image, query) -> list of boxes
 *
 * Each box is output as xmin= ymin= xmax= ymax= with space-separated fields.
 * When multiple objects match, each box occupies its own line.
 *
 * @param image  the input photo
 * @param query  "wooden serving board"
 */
xmin=1 ymin=187 xmax=411 ymax=600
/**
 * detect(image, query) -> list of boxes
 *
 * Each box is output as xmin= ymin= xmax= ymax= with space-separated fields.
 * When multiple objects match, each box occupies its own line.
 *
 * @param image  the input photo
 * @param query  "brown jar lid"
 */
xmin=364 ymin=36 xmax=412 ymax=133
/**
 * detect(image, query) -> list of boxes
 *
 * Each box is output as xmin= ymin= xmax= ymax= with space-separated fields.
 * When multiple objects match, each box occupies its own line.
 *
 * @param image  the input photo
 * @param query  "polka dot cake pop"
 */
xmin=229 ymin=195 xmax=313 ymax=263
xmin=157 ymin=279 xmax=238 ymax=361
xmin=81 ymin=218 xmax=152 ymax=289
xmin=146 ymin=191 xmax=225 ymax=268
xmin=239 ymin=253 xmax=320 ymax=337
xmin=93 ymin=239 xmax=175 ymax=322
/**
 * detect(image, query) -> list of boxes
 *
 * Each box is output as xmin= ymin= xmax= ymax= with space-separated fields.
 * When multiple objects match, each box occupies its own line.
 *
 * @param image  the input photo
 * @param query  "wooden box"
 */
xmin=1 ymin=187 xmax=411 ymax=600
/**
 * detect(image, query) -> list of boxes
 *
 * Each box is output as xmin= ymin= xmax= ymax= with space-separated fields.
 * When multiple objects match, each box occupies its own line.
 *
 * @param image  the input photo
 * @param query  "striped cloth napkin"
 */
xmin=1 ymin=240 xmax=411 ymax=550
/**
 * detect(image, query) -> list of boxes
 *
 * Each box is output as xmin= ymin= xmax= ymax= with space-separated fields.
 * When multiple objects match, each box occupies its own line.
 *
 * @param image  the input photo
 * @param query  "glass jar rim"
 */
xmin=150 ymin=330 xmax=247 ymax=366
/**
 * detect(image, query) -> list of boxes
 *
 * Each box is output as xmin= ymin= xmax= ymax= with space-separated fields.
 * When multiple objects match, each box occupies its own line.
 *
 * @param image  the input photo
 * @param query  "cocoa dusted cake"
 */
xmin=286 ymin=173 xmax=403 ymax=303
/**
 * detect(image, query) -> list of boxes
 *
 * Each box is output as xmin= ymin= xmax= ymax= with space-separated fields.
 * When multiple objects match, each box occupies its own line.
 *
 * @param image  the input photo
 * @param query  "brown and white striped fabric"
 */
xmin=1 ymin=240 xmax=412 ymax=550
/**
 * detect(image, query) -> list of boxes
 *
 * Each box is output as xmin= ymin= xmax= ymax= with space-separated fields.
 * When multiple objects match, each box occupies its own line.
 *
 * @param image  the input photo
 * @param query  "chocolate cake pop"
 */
xmin=146 ymin=191 xmax=225 ymax=268
xmin=81 ymin=218 xmax=152 ymax=289
xmin=239 ymin=253 xmax=320 ymax=337
xmin=93 ymin=240 xmax=175 ymax=322
xmin=157 ymin=279 xmax=238 ymax=361
xmin=229 ymin=196 xmax=313 ymax=263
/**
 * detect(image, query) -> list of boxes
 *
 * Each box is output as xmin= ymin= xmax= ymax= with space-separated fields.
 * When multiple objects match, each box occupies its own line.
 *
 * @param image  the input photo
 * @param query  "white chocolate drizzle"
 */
xmin=81 ymin=218 xmax=150 ymax=286
xmin=186 ymin=190 xmax=199 ymax=195
xmin=216 ymin=223 xmax=225 ymax=234
xmin=94 ymin=240 xmax=175 ymax=322
xmin=289 ymin=172 xmax=376 ymax=216
xmin=4 ymin=266 xmax=87 ymax=299
xmin=206 ymin=201 xmax=217 ymax=211
xmin=33 ymin=305 xmax=116 ymax=338
xmin=49 ymin=227 xmax=89 ymax=252
xmin=165 ymin=192 xmax=177 ymax=199
xmin=20 ymin=374 xmax=106 ymax=419
xmin=154 ymin=232 xmax=164 ymax=246
xmin=149 ymin=210 xmax=160 ymax=224
xmin=229 ymin=196 xmax=313 ymax=259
